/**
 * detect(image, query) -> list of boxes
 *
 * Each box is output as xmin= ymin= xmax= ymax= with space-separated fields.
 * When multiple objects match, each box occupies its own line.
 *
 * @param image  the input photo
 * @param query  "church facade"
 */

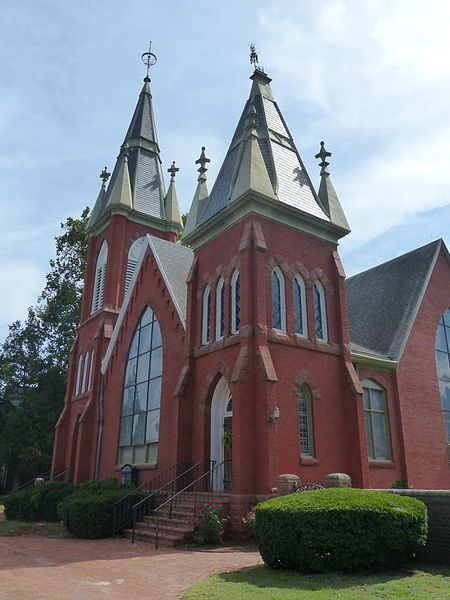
xmin=52 ymin=62 xmax=450 ymax=524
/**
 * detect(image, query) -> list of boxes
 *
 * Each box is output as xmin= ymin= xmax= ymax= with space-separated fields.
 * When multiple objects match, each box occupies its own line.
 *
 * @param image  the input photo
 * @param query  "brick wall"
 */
xmin=383 ymin=489 xmax=450 ymax=564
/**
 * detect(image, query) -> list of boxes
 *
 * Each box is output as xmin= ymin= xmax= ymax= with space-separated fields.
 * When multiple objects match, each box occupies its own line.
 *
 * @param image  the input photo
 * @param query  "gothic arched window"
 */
xmin=216 ymin=278 xmax=225 ymax=340
xmin=118 ymin=306 xmax=162 ymax=465
xmin=436 ymin=308 xmax=450 ymax=445
xmin=362 ymin=379 xmax=392 ymax=461
xmin=230 ymin=270 xmax=240 ymax=334
xmin=91 ymin=240 xmax=108 ymax=313
xmin=298 ymin=385 xmax=314 ymax=457
xmin=75 ymin=353 xmax=83 ymax=395
xmin=271 ymin=267 xmax=286 ymax=332
xmin=293 ymin=274 xmax=307 ymax=337
xmin=125 ymin=237 xmax=146 ymax=297
xmin=202 ymin=285 xmax=212 ymax=345
xmin=313 ymin=281 xmax=328 ymax=341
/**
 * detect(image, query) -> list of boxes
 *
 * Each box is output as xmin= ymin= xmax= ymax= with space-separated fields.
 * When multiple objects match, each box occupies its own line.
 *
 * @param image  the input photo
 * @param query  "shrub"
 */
xmin=4 ymin=490 xmax=35 ymax=521
xmin=58 ymin=490 xmax=149 ymax=538
xmin=29 ymin=481 xmax=76 ymax=521
xmin=70 ymin=478 xmax=124 ymax=496
xmin=254 ymin=488 xmax=427 ymax=572
xmin=391 ymin=478 xmax=409 ymax=489
xmin=192 ymin=503 xmax=226 ymax=546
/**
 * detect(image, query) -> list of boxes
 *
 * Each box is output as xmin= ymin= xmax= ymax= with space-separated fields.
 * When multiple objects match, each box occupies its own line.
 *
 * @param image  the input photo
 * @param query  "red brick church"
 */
xmin=52 ymin=56 xmax=450 ymax=523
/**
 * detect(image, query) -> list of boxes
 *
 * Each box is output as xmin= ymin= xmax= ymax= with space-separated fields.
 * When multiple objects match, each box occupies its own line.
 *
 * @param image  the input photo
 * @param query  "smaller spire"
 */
xmin=182 ymin=147 xmax=211 ymax=239
xmin=87 ymin=169 xmax=108 ymax=232
xmin=107 ymin=146 xmax=132 ymax=210
xmin=315 ymin=141 xmax=350 ymax=233
xmin=167 ymin=161 xmax=179 ymax=182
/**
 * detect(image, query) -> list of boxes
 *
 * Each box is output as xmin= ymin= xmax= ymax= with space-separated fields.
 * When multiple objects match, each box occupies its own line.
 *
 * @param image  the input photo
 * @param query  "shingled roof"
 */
xmin=346 ymin=240 xmax=443 ymax=361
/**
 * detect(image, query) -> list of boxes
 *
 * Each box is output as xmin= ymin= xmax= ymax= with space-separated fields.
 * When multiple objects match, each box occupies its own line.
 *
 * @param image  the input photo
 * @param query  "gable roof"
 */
xmin=346 ymin=239 xmax=443 ymax=361
xmin=101 ymin=235 xmax=193 ymax=374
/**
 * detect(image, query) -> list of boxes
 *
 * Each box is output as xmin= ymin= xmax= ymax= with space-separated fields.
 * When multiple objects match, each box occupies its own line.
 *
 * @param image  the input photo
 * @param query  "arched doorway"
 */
xmin=210 ymin=376 xmax=232 ymax=492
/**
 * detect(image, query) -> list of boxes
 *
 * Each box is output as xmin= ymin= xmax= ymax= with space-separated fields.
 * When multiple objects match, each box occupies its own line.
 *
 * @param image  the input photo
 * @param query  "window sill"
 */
xmin=301 ymin=456 xmax=319 ymax=466
xmin=368 ymin=460 xmax=395 ymax=469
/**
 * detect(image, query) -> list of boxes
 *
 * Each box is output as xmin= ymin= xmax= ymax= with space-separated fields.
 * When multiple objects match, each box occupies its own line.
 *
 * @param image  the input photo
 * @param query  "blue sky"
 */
xmin=0 ymin=0 xmax=449 ymax=343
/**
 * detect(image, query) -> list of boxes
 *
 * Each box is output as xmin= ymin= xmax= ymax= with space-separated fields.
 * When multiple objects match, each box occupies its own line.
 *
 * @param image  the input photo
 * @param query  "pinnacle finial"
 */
xmin=315 ymin=141 xmax=332 ymax=176
xmin=120 ymin=142 xmax=130 ymax=158
xmin=100 ymin=166 xmax=111 ymax=185
xmin=195 ymin=146 xmax=211 ymax=177
xmin=141 ymin=41 xmax=157 ymax=81
xmin=168 ymin=161 xmax=179 ymax=182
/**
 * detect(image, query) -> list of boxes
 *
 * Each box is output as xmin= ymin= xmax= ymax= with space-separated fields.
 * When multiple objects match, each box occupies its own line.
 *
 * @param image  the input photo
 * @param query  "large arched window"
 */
xmin=230 ymin=270 xmax=240 ymax=334
xmin=313 ymin=281 xmax=328 ymax=341
xmin=362 ymin=379 xmax=392 ymax=461
xmin=271 ymin=267 xmax=286 ymax=332
xmin=298 ymin=385 xmax=314 ymax=457
xmin=202 ymin=285 xmax=212 ymax=345
xmin=91 ymin=240 xmax=108 ymax=313
xmin=118 ymin=306 xmax=162 ymax=465
xmin=293 ymin=274 xmax=307 ymax=337
xmin=125 ymin=237 xmax=146 ymax=296
xmin=436 ymin=308 xmax=450 ymax=445
xmin=216 ymin=278 xmax=225 ymax=340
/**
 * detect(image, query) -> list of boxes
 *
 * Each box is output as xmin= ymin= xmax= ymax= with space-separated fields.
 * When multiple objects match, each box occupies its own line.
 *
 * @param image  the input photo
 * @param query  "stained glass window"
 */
xmin=314 ymin=282 xmax=327 ymax=341
xmin=118 ymin=306 xmax=162 ymax=465
xmin=271 ymin=268 xmax=286 ymax=331
xmin=231 ymin=271 xmax=240 ymax=334
xmin=362 ymin=379 xmax=391 ymax=461
xmin=436 ymin=309 xmax=450 ymax=444
xmin=216 ymin=278 xmax=225 ymax=340
xmin=298 ymin=385 xmax=314 ymax=457
xmin=202 ymin=286 xmax=211 ymax=345
xmin=293 ymin=275 xmax=307 ymax=336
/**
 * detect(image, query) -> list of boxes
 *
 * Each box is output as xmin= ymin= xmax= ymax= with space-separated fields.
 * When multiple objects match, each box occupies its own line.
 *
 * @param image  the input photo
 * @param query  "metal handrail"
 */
xmin=16 ymin=467 xmax=72 ymax=491
xmin=111 ymin=461 xmax=190 ymax=535
xmin=152 ymin=460 xmax=225 ymax=548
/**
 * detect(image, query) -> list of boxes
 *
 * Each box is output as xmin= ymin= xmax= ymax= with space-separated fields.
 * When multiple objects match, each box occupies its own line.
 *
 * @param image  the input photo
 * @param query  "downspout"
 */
xmin=94 ymin=374 xmax=105 ymax=479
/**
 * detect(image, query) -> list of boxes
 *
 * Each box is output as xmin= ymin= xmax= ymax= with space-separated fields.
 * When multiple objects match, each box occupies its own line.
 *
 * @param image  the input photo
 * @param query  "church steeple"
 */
xmin=87 ymin=50 xmax=182 ymax=238
xmin=182 ymin=66 xmax=350 ymax=247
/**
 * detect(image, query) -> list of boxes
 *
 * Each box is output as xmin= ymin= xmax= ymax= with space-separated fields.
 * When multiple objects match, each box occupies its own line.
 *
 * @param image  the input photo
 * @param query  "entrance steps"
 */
xmin=123 ymin=492 xmax=230 ymax=547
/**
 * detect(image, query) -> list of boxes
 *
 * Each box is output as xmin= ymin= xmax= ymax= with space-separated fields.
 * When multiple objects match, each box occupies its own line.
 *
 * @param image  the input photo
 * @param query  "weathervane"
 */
xmin=167 ymin=161 xmax=179 ymax=182
xmin=100 ymin=166 xmax=111 ymax=184
xmin=141 ymin=41 xmax=157 ymax=79
xmin=250 ymin=43 xmax=259 ymax=67
xmin=195 ymin=146 xmax=210 ymax=176
xmin=315 ymin=141 xmax=332 ymax=176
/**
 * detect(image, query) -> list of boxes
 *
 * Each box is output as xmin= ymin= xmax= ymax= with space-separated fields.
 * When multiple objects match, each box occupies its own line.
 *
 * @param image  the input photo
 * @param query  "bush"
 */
xmin=391 ymin=478 xmax=409 ymax=489
xmin=4 ymin=490 xmax=35 ymax=521
xmin=192 ymin=504 xmax=226 ymax=546
xmin=254 ymin=488 xmax=427 ymax=572
xmin=70 ymin=478 xmax=124 ymax=496
xmin=58 ymin=490 xmax=149 ymax=538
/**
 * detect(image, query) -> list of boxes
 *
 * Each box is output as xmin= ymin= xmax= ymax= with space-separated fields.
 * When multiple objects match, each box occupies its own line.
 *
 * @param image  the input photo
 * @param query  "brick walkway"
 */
xmin=0 ymin=536 xmax=262 ymax=600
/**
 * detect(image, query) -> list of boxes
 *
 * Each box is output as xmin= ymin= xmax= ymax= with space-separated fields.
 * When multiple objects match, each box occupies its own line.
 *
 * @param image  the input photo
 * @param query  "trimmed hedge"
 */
xmin=254 ymin=489 xmax=427 ymax=572
xmin=4 ymin=482 xmax=75 ymax=522
xmin=58 ymin=490 xmax=149 ymax=538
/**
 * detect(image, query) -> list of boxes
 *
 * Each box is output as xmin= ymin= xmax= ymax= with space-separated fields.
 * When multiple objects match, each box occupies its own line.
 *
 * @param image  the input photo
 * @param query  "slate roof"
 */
xmin=198 ymin=70 xmax=330 ymax=226
xmin=149 ymin=236 xmax=193 ymax=318
xmin=346 ymin=240 xmax=442 ymax=361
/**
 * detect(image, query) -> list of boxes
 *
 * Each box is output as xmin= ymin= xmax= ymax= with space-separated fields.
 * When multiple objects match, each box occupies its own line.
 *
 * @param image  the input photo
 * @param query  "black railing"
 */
xmin=151 ymin=460 xmax=225 ymax=549
xmin=131 ymin=460 xmax=216 ymax=544
xmin=112 ymin=461 xmax=190 ymax=535
xmin=16 ymin=467 xmax=72 ymax=491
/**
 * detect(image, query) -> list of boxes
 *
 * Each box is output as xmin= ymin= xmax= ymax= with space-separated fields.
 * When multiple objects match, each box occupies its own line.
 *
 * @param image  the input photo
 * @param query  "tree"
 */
xmin=0 ymin=208 xmax=89 ymax=490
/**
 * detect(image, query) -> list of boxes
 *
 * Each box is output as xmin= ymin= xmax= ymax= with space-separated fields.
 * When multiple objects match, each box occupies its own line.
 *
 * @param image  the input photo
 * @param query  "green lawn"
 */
xmin=0 ymin=519 xmax=68 ymax=537
xmin=183 ymin=564 xmax=450 ymax=599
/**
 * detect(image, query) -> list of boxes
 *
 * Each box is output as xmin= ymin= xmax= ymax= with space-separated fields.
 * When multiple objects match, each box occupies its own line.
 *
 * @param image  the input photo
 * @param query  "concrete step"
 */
xmin=123 ymin=527 xmax=191 ymax=546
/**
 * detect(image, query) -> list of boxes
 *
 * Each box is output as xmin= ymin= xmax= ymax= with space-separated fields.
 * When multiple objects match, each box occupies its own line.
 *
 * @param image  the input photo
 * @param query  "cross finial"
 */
xmin=100 ymin=166 xmax=111 ymax=184
xmin=315 ymin=141 xmax=332 ymax=176
xmin=141 ymin=41 xmax=157 ymax=81
xmin=195 ymin=146 xmax=211 ymax=177
xmin=167 ymin=161 xmax=179 ymax=182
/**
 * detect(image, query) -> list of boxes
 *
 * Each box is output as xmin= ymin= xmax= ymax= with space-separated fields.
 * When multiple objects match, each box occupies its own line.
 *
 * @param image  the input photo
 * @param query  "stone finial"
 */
xmin=100 ymin=166 xmax=111 ymax=184
xmin=324 ymin=472 xmax=352 ymax=488
xmin=276 ymin=473 xmax=300 ymax=496
xmin=315 ymin=141 xmax=332 ymax=176
xmin=167 ymin=161 xmax=179 ymax=182
xmin=195 ymin=146 xmax=210 ymax=178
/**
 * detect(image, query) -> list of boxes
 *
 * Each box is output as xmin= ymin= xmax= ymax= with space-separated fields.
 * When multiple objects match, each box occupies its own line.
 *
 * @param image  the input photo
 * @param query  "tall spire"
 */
xmin=315 ymin=141 xmax=350 ymax=232
xmin=87 ymin=47 xmax=182 ymax=238
xmin=183 ymin=147 xmax=211 ymax=239
xmin=183 ymin=65 xmax=349 ymax=247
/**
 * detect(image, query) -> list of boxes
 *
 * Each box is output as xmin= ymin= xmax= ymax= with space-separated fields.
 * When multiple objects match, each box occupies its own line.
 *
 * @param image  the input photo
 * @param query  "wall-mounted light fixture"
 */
xmin=269 ymin=406 xmax=280 ymax=423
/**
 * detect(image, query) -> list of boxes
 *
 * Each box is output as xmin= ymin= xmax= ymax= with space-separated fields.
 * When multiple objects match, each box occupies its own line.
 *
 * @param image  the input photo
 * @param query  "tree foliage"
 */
xmin=0 ymin=208 xmax=89 ymax=489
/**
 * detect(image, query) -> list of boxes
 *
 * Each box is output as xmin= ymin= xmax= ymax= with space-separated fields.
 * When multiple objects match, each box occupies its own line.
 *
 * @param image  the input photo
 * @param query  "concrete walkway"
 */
xmin=0 ymin=536 xmax=262 ymax=600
